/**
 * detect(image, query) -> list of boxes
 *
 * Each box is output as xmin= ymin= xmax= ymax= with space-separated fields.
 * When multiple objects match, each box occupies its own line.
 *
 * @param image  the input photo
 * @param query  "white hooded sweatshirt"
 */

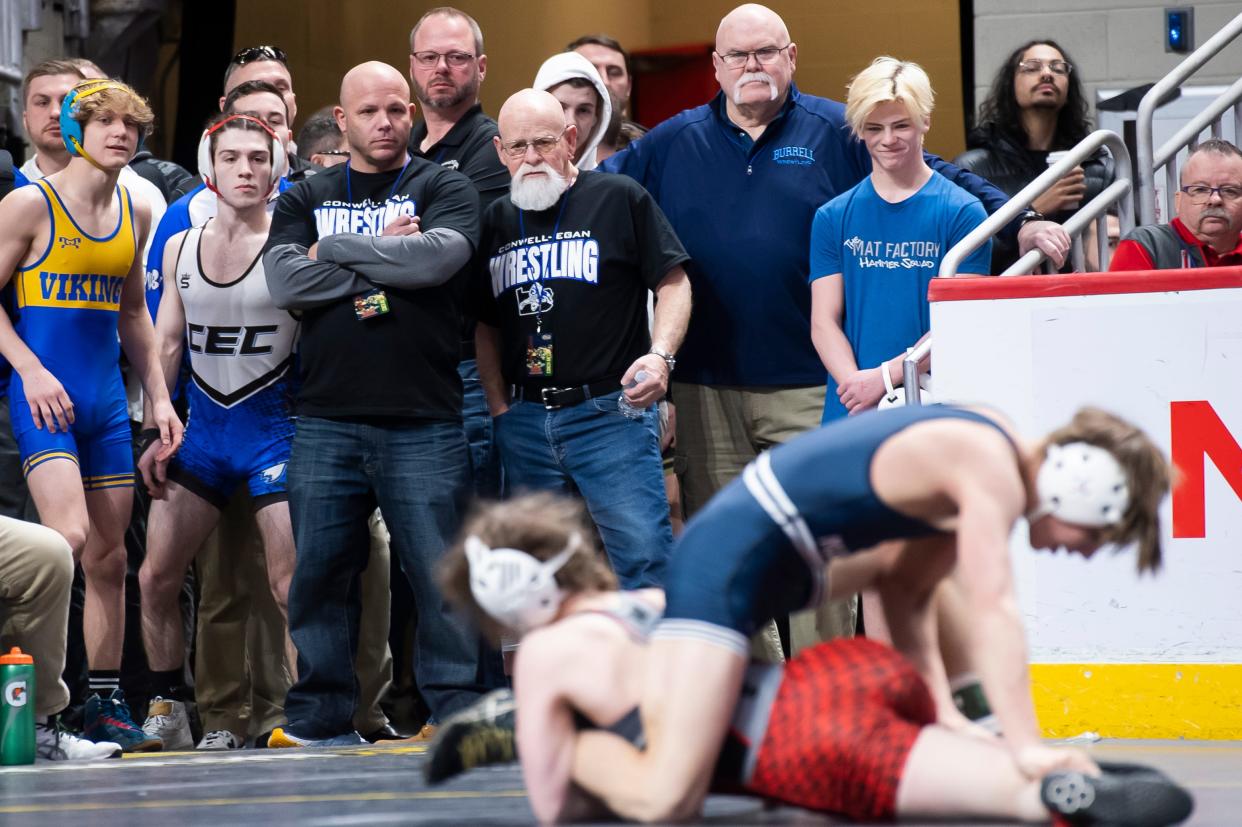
xmin=533 ymin=51 xmax=613 ymax=172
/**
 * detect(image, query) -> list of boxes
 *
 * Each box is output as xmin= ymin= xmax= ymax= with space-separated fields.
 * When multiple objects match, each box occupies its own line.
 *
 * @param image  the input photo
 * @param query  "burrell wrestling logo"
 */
xmin=773 ymin=145 xmax=815 ymax=166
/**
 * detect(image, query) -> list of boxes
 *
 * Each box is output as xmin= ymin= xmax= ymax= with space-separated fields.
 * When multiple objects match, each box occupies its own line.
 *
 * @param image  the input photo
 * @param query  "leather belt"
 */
xmin=513 ymin=376 xmax=622 ymax=410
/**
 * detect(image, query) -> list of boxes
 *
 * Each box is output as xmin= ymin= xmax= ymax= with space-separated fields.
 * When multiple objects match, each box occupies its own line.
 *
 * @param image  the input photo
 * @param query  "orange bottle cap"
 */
xmin=0 ymin=647 xmax=32 ymax=665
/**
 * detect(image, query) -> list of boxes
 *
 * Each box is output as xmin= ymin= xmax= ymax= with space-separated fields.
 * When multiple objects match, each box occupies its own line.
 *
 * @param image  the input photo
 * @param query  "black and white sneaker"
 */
xmin=425 ymin=688 xmax=517 ymax=784
xmin=1041 ymin=762 xmax=1194 ymax=826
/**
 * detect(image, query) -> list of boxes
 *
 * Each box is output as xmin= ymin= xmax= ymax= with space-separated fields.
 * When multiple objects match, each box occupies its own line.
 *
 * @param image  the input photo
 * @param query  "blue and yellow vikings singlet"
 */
xmin=8 ymin=179 xmax=137 ymax=489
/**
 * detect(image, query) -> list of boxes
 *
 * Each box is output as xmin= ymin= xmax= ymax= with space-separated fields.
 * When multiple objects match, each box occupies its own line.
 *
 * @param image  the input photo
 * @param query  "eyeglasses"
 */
xmin=411 ymin=50 xmax=476 ymax=69
xmin=1017 ymin=59 xmax=1072 ymax=76
xmin=230 ymin=45 xmax=288 ymax=67
xmin=318 ymin=150 xmax=350 ymax=158
xmin=1179 ymin=184 xmax=1242 ymax=203
xmin=715 ymin=44 xmax=792 ymax=69
xmin=501 ymin=126 xmax=569 ymax=158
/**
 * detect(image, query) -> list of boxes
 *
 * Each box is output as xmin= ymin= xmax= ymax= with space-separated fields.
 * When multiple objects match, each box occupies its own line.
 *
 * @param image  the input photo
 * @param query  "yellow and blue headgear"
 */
xmin=59 ymin=79 xmax=146 ymax=169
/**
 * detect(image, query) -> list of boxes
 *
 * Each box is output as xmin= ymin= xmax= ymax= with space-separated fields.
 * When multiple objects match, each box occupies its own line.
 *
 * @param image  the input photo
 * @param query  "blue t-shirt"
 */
xmin=810 ymin=171 xmax=990 ymax=422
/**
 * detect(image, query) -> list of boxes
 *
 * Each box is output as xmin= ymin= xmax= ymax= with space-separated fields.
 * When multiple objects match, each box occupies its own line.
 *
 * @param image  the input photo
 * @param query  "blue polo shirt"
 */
xmin=602 ymin=85 xmax=1011 ymax=387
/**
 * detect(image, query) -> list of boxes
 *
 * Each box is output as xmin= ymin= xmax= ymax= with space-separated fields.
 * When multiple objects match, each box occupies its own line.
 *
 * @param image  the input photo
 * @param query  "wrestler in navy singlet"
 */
xmin=659 ymin=404 xmax=1017 ymax=653
xmin=166 ymin=224 xmax=298 ymax=507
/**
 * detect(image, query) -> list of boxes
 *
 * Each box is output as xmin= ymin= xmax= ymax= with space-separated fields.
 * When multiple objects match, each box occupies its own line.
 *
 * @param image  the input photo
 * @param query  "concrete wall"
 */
xmin=972 ymin=1 xmax=1242 ymax=124
xmin=234 ymin=0 xmax=967 ymax=157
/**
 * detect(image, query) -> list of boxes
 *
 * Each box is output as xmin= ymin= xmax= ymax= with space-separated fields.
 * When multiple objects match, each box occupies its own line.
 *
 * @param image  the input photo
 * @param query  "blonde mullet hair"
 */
xmin=845 ymin=56 xmax=934 ymax=138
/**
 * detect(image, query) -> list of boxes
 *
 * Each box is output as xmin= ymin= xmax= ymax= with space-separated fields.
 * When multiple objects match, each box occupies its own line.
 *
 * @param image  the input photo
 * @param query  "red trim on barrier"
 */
xmin=928 ymin=267 xmax=1242 ymax=302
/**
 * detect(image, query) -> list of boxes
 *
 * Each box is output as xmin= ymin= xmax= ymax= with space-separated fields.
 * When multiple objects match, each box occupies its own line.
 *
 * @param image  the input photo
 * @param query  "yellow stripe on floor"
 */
xmin=0 ymin=789 xmax=527 ymax=815
xmin=1032 ymin=663 xmax=1242 ymax=739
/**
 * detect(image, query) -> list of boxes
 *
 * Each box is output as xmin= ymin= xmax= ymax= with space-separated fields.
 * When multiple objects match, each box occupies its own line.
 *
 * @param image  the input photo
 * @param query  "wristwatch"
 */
xmin=649 ymin=347 xmax=676 ymax=372
xmin=1019 ymin=208 xmax=1046 ymax=226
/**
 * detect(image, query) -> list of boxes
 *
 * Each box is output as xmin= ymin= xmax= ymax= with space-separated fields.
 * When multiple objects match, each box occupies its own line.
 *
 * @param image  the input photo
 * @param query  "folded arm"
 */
xmin=316 ymin=227 xmax=473 ymax=289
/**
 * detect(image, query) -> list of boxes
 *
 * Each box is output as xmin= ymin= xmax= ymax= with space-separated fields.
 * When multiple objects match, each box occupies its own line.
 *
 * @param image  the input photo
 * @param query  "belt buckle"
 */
xmin=540 ymin=387 xmax=562 ymax=410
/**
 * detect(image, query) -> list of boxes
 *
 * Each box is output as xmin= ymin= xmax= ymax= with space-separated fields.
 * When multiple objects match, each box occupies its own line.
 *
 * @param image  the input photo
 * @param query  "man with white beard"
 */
xmin=472 ymin=89 xmax=691 ymax=589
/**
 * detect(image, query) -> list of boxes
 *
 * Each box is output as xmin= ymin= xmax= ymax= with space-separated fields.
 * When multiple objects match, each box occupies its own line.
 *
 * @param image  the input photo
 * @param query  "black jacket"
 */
xmin=954 ymin=124 xmax=1115 ymax=272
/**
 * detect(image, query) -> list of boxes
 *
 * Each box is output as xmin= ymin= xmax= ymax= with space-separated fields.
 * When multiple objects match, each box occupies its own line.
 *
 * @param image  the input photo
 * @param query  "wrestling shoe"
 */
xmin=1041 ymin=763 xmax=1194 ymax=826
xmin=35 ymin=720 xmax=122 ymax=761
xmin=142 ymin=697 xmax=193 ymax=751
xmin=197 ymin=730 xmax=243 ymax=751
xmin=425 ymin=688 xmax=517 ymax=784
xmin=84 ymin=690 xmax=162 ymax=752
xmin=267 ymin=727 xmax=366 ymax=748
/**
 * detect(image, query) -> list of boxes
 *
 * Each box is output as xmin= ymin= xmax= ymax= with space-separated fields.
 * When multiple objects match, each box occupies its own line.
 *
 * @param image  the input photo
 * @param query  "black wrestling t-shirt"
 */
xmin=474 ymin=170 xmax=689 ymax=389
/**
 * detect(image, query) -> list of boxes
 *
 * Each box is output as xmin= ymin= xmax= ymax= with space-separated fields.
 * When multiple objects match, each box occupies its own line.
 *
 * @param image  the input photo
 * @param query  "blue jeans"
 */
xmin=494 ymin=390 xmax=672 ymax=588
xmin=284 ymin=416 xmax=484 ymax=737
xmin=458 ymin=358 xmax=502 ymax=499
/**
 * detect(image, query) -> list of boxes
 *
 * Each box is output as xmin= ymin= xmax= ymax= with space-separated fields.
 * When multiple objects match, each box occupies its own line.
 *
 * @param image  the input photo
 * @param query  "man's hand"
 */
xmin=1032 ymin=166 xmax=1086 ymax=215
xmin=20 ymin=364 xmax=74 ymax=433
xmin=137 ymin=438 xmax=170 ymax=499
xmin=1017 ymin=219 xmax=1071 ymax=269
xmin=150 ymin=399 xmax=184 ymax=462
xmin=621 ymin=353 xmax=668 ymax=409
xmin=382 ymin=214 xmax=421 ymax=237
xmin=660 ymin=401 xmax=676 ymax=453
xmin=307 ymin=242 xmax=319 ymax=260
xmin=837 ymin=367 xmax=885 ymax=414
xmin=1015 ymin=743 xmax=1100 ymax=780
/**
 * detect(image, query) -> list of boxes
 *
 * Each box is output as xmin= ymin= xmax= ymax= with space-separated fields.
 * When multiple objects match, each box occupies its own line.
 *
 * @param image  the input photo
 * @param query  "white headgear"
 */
xmin=1031 ymin=442 xmax=1129 ymax=528
xmin=197 ymin=114 xmax=288 ymax=197
xmin=465 ymin=532 xmax=581 ymax=635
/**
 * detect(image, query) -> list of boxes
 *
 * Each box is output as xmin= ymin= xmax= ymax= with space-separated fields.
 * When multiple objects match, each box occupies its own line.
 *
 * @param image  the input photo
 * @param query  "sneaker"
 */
xmin=197 ymin=730 xmax=243 ymax=751
xmin=35 ymin=720 xmax=122 ymax=761
xmin=1041 ymin=763 xmax=1194 ymax=826
xmin=425 ymin=688 xmax=517 ymax=784
xmin=267 ymin=727 xmax=366 ymax=748
xmin=362 ymin=723 xmax=408 ymax=743
xmin=142 ymin=697 xmax=193 ymax=751
xmin=84 ymin=690 xmax=162 ymax=752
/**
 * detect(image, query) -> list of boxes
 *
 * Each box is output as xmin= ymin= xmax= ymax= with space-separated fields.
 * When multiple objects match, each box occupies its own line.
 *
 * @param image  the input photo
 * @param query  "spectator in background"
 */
xmin=1110 ymin=139 xmax=1242 ymax=270
xmin=474 ymin=89 xmax=691 ymax=588
xmin=955 ymin=39 xmax=1114 ymax=272
xmin=297 ymin=108 xmax=350 ymax=167
xmin=264 ymin=61 xmax=487 ymax=747
xmin=568 ymin=33 xmax=648 ymax=138
xmin=810 ymin=57 xmax=991 ymax=422
xmin=534 ymin=52 xmax=612 ymax=171
xmin=601 ymin=3 xmax=1056 ymax=656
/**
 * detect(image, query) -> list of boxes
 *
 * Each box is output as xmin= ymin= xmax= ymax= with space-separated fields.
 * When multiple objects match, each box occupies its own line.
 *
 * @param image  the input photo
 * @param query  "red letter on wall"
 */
xmin=1171 ymin=401 xmax=1242 ymax=538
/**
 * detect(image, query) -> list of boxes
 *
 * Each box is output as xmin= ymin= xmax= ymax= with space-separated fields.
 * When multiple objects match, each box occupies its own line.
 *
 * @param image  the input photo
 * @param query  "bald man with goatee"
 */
xmin=263 ymin=61 xmax=487 ymax=747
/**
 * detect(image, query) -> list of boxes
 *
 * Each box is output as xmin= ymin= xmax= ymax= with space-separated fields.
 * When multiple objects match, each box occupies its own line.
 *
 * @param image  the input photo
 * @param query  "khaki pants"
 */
xmin=194 ymin=496 xmax=393 ymax=738
xmin=0 ymin=516 xmax=74 ymax=717
xmin=673 ymin=382 xmax=856 ymax=660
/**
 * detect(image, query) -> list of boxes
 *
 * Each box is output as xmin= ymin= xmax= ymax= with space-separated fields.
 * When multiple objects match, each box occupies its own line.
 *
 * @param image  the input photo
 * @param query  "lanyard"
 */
xmin=518 ymin=187 xmax=572 ymax=333
xmin=344 ymin=155 xmax=412 ymax=222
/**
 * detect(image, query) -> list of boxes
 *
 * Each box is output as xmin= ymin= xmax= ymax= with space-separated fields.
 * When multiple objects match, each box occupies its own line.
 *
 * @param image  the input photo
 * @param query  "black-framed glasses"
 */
xmin=411 ymin=50 xmax=476 ymax=69
xmin=501 ymin=126 xmax=569 ymax=158
xmin=1179 ymin=184 xmax=1242 ymax=203
xmin=231 ymin=45 xmax=288 ymax=67
xmin=715 ymin=44 xmax=791 ymax=69
xmin=1017 ymin=59 xmax=1072 ymax=76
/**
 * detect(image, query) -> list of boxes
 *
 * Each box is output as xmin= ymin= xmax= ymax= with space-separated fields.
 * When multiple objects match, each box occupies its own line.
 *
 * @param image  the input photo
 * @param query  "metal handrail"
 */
xmin=902 ymin=337 xmax=933 ymax=407
xmin=1136 ymin=12 xmax=1242 ymax=226
xmin=939 ymin=129 xmax=1134 ymax=278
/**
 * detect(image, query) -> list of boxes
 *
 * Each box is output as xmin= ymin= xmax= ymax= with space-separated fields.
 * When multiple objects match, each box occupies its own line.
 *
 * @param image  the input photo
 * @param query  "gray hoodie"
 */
xmin=533 ymin=51 xmax=613 ymax=171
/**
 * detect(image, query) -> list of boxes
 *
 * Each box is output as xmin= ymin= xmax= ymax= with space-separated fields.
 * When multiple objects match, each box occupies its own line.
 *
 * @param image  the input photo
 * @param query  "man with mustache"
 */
xmin=600 ymin=3 xmax=1069 ymax=655
xmin=473 ymin=89 xmax=691 ymax=590
xmin=1110 ymin=139 xmax=1242 ymax=270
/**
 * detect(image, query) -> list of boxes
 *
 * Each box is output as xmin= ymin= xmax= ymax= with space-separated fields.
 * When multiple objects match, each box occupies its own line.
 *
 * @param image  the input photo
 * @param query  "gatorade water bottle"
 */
xmin=0 ymin=647 xmax=35 ymax=765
